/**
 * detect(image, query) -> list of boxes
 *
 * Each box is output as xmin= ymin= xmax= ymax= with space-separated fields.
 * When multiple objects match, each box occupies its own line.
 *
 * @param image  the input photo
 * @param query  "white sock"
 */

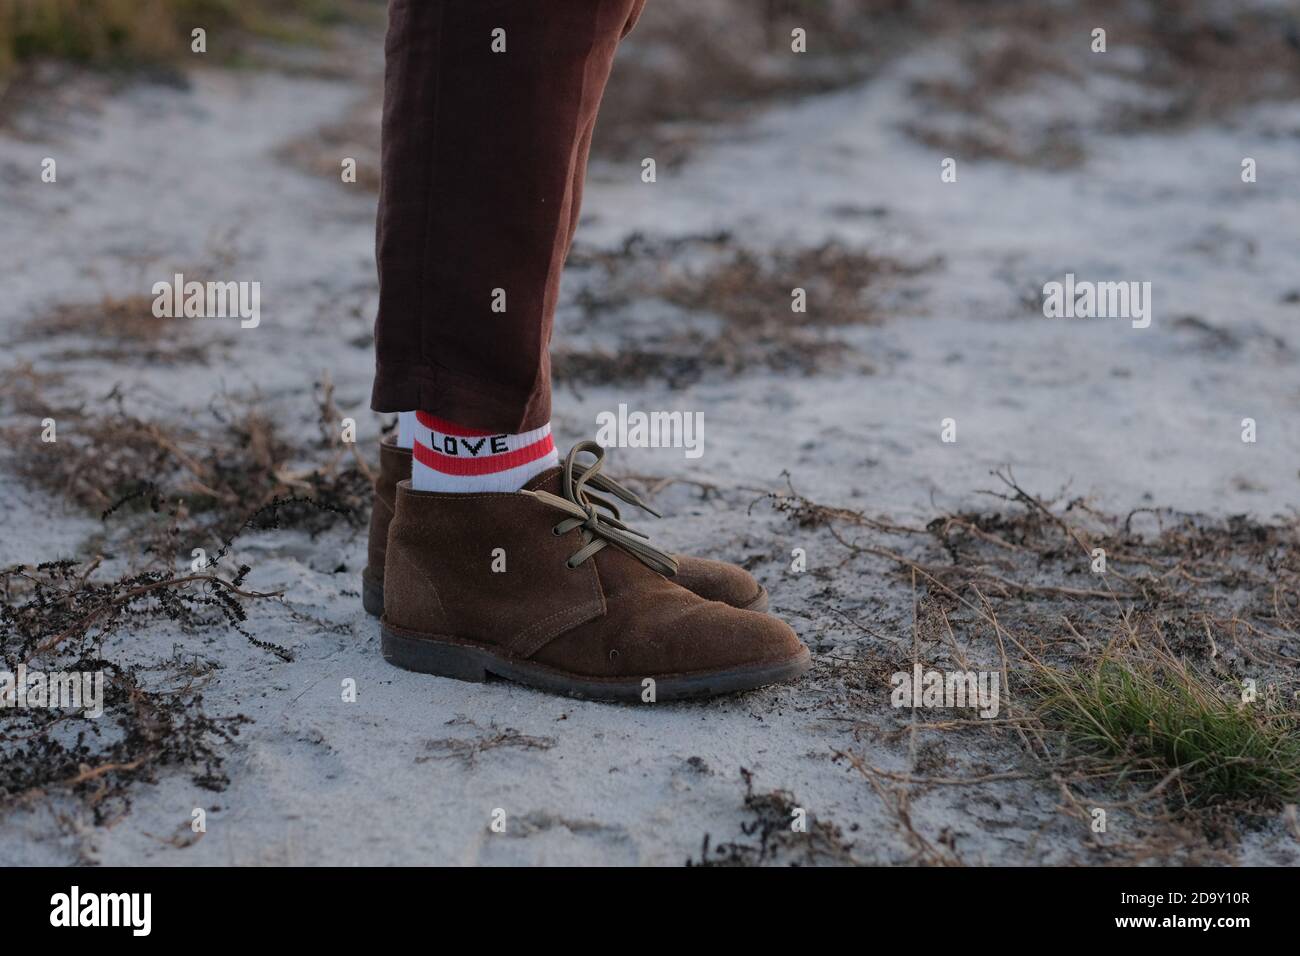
xmin=396 ymin=410 xmax=419 ymax=449
xmin=409 ymin=411 xmax=559 ymax=493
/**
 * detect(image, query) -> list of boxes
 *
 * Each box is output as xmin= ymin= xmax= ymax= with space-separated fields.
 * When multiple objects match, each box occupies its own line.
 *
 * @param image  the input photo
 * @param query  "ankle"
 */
xmin=409 ymin=412 xmax=558 ymax=493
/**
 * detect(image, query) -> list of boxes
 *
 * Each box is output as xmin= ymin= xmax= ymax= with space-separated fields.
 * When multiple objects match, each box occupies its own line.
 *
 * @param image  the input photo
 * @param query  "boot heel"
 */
xmin=361 ymin=572 xmax=385 ymax=618
xmin=381 ymin=625 xmax=489 ymax=683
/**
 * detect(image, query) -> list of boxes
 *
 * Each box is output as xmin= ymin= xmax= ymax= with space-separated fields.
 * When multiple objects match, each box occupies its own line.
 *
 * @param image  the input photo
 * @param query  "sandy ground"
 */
xmin=1 ymin=24 xmax=1298 ymax=865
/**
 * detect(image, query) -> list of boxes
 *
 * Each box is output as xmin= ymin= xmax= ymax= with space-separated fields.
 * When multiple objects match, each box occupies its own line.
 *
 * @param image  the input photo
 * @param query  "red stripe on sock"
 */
xmin=413 ymin=434 xmax=555 ymax=476
xmin=415 ymin=411 xmax=494 ymax=438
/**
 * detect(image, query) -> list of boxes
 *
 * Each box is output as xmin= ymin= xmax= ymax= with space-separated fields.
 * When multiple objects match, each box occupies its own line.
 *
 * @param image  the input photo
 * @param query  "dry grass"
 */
xmin=0 ymin=0 xmax=380 ymax=79
xmin=555 ymin=232 xmax=935 ymax=388
xmin=766 ymin=468 xmax=1300 ymax=856
xmin=595 ymin=0 xmax=911 ymax=164
xmin=0 ymin=372 xmax=372 ymax=567
xmin=599 ymin=0 xmax=1300 ymax=169
xmin=902 ymin=0 xmax=1300 ymax=167
xmin=3 ymin=254 xmax=377 ymax=556
xmin=0 ymin=557 xmax=274 ymax=822
xmin=273 ymin=0 xmax=915 ymax=185
xmin=0 ymin=372 xmax=375 ymax=823
xmin=20 ymin=293 xmax=211 ymax=364
xmin=418 ymin=719 xmax=556 ymax=768
xmin=660 ymin=241 xmax=938 ymax=328
xmin=7 ymin=0 xmax=1296 ymax=171
xmin=0 ymin=0 xmax=179 ymax=76
xmin=14 ymin=234 xmax=250 ymax=364
xmin=689 ymin=768 xmax=858 ymax=866
xmin=276 ymin=97 xmax=381 ymax=191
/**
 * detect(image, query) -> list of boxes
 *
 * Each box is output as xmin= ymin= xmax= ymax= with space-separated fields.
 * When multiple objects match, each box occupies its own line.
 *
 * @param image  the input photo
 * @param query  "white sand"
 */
xmin=1 ymin=32 xmax=1297 ymax=864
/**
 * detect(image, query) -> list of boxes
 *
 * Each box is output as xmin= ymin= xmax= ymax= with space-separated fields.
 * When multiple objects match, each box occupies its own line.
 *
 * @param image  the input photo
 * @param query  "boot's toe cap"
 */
xmin=626 ymin=600 xmax=806 ymax=677
xmin=533 ymin=593 xmax=807 ymax=680
xmin=672 ymin=555 xmax=766 ymax=609
xmin=723 ymin=607 xmax=805 ymax=668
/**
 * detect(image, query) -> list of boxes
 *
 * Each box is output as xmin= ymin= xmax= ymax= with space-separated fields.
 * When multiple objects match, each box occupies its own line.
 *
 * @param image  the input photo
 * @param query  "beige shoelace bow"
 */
xmin=523 ymin=440 xmax=679 ymax=577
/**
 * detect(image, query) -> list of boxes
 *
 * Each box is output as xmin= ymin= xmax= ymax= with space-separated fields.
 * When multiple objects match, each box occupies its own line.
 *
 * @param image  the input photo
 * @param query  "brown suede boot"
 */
xmin=362 ymin=436 xmax=768 ymax=616
xmin=380 ymin=442 xmax=809 ymax=701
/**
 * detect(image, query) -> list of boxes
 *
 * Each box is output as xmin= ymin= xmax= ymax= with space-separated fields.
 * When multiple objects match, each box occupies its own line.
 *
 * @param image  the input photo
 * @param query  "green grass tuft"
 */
xmin=1031 ymin=651 xmax=1300 ymax=809
xmin=0 ymin=0 xmax=376 ymax=78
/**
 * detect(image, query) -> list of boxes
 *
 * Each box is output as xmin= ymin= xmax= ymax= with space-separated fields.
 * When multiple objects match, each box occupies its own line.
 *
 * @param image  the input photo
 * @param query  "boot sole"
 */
xmin=379 ymin=621 xmax=809 ymax=702
xmin=362 ymin=571 xmax=768 ymax=617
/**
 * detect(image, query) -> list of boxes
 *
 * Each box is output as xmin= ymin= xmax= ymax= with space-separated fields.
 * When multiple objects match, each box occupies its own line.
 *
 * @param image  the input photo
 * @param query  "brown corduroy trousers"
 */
xmin=369 ymin=0 xmax=647 ymax=433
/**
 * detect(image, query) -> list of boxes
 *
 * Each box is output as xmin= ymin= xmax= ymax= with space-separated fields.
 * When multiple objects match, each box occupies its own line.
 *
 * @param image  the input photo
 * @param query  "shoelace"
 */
xmin=522 ymin=440 xmax=679 ymax=577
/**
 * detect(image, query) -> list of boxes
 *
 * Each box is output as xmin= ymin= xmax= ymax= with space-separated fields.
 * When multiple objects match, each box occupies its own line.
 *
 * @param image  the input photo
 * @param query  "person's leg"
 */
xmin=555 ymin=7 xmax=643 ymax=263
xmin=372 ymin=0 xmax=646 ymax=469
xmin=361 ymin=2 xmax=807 ymax=700
xmin=360 ymin=0 xmax=786 ymax=664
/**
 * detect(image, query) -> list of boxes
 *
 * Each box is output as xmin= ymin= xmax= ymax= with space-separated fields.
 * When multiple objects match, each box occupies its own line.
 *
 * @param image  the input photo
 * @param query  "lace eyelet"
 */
xmin=552 ymin=525 xmax=562 ymax=536
xmin=565 ymin=559 xmax=579 ymax=570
